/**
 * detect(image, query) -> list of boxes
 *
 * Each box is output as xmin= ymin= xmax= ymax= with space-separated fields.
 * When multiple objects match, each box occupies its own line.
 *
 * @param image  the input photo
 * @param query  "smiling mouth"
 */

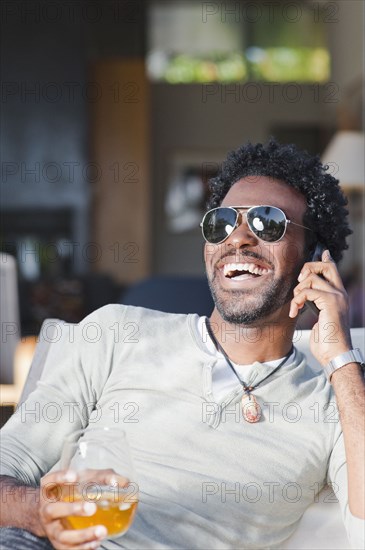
xmin=223 ymin=262 xmax=272 ymax=280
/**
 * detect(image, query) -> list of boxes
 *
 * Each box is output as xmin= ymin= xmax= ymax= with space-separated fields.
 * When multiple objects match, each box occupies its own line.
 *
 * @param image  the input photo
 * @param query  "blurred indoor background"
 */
xmin=1 ymin=0 xmax=364 ymax=340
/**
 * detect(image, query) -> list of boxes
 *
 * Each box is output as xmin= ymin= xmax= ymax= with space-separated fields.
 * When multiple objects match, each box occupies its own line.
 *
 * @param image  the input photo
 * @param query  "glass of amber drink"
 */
xmin=57 ymin=427 xmax=138 ymax=538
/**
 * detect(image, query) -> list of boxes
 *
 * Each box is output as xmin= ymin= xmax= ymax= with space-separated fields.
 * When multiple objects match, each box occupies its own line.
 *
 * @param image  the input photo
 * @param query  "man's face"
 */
xmin=204 ymin=176 xmax=308 ymax=325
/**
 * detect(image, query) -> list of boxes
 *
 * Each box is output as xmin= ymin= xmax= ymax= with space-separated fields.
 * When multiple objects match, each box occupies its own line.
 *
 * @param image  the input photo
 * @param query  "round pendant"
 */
xmin=241 ymin=393 xmax=261 ymax=423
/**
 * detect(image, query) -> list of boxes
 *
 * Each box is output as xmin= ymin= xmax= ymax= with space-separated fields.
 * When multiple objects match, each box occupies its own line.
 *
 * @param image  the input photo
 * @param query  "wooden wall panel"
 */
xmin=91 ymin=60 xmax=150 ymax=284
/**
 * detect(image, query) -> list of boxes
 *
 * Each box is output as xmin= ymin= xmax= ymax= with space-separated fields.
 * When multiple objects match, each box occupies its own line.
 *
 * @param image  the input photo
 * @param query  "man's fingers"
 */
xmin=56 ymin=524 xmax=107 ymax=548
xmin=294 ymin=273 xmax=332 ymax=295
xmin=41 ymin=469 xmax=77 ymax=486
xmin=42 ymin=500 xmax=97 ymax=522
xmin=42 ymin=502 xmax=107 ymax=550
xmin=321 ymin=249 xmax=332 ymax=262
xmin=298 ymin=253 xmax=343 ymax=290
xmin=289 ymin=288 xmax=340 ymax=318
xmin=48 ymin=520 xmax=101 ymax=550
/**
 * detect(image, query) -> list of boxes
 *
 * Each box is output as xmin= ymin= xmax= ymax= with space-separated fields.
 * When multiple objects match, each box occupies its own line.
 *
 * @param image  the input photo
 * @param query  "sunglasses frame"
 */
xmin=200 ymin=205 xmax=312 ymax=245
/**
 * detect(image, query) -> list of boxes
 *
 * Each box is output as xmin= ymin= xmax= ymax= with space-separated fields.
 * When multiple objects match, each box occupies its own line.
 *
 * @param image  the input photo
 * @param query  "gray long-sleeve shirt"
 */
xmin=1 ymin=305 xmax=364 ymax=549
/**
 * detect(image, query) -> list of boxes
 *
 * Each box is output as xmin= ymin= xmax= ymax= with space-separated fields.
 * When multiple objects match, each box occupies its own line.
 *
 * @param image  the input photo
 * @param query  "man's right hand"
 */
xmin=39 ymin=470 xmax=108 ymax=550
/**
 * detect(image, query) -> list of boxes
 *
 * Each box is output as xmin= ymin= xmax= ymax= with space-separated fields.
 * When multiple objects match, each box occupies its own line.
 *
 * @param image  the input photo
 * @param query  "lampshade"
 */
xmin=321 ymin=131 xmax=365 ymax=189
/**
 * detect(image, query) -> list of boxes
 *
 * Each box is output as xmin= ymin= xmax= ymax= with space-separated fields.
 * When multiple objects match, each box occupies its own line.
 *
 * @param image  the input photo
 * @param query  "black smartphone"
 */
xmin=305 ymin=242 xmax=325 ymax=316
xmin=311 ymin=242 xmax=325 ymax=262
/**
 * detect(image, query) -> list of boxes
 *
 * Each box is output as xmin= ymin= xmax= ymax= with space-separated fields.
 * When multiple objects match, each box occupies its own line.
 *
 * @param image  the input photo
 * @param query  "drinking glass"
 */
xmin=56 ymin=427 xmax=138 ymax=538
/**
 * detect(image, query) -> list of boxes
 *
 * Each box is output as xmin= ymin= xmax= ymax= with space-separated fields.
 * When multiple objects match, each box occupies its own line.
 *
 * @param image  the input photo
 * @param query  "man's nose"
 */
xmin=227 ymin=215 xmax=258 ymax=248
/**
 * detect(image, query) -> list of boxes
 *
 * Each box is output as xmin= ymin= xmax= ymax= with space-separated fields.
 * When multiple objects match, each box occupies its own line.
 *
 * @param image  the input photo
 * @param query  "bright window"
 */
xmin=147 ymin=1 xmax=330 ymax=83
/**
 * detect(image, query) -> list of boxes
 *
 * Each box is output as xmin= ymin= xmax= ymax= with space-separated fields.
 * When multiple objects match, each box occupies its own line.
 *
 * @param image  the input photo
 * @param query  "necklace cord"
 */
xmin=205 ymin=319 xmax=293 ymax=394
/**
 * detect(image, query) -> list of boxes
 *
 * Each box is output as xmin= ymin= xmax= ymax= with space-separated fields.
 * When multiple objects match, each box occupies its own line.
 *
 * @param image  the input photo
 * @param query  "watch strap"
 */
xmin=324 ymin=348 xmax=364 ymax=382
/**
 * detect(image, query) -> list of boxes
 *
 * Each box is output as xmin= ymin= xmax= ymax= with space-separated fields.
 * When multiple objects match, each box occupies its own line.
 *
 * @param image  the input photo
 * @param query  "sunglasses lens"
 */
xmin=246 ymin=206 xmax=286 ymax=242
xmin=202 ymin=208 xmax=238 ymax=244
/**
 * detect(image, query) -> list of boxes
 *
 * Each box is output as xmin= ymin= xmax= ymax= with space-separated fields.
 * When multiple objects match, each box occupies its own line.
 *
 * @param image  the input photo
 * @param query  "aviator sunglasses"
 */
xmin=200 ymin=205 xmax=312 ymax=244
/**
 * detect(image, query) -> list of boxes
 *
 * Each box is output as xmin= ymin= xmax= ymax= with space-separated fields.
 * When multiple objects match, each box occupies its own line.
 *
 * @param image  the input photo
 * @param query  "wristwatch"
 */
xmin=324 ymin=348 xmax=365 ymax=382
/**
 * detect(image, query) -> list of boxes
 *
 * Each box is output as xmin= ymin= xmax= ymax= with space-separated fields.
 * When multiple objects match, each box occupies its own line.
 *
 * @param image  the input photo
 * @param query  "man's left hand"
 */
xmin=289 ymin=249 xmax=352 ymax=367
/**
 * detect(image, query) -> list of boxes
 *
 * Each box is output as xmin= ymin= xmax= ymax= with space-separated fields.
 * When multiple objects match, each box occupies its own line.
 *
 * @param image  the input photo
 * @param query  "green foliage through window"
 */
xmin=151 ymin=49 xmax=329 ymax=84
xmin=148 ymin=2 xmax=331 ymax=84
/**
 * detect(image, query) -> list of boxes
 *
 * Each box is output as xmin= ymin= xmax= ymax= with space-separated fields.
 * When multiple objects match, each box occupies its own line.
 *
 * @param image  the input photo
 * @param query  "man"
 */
xmin=1 ymin=139 xmax=364 ymax=549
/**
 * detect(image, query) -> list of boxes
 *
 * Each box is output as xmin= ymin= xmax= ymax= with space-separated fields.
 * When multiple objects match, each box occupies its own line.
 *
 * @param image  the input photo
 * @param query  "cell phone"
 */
xmin=305 ymin=242 xmax=325 ymax=316
xmin=311 ymin=242 xmax=325 ymax=263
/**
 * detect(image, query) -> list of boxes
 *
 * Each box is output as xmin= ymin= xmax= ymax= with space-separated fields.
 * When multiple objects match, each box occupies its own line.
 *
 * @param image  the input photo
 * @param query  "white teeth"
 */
xmin=223 ymin=262 xmax=270 ymax=278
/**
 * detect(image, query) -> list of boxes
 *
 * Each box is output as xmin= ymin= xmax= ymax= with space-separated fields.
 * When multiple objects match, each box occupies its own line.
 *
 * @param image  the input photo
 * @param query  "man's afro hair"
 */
xmin=207 ymin=138 xmax=352 ymax=263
